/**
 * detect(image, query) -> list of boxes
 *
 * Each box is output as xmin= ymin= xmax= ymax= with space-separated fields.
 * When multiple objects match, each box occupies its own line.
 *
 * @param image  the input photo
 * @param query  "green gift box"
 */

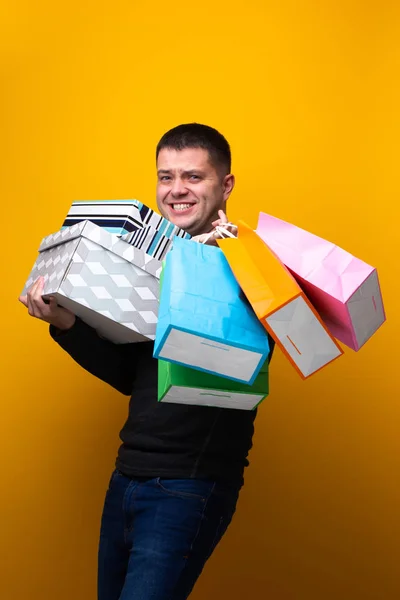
xmin=158 ymin=359 xmax=269 ymax=410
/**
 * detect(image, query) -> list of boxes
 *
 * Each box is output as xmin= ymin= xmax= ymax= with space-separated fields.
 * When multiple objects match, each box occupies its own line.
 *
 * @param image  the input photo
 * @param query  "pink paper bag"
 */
xmin=256 ymin=213 xmax=386 ymax=351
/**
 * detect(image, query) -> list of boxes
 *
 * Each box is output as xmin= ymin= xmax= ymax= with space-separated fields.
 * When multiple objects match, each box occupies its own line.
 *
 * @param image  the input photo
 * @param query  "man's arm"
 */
xmin=49 ymin=318 xmax=140 ymax=395
xmin=19 ymin=276 xmax=139 ymax=395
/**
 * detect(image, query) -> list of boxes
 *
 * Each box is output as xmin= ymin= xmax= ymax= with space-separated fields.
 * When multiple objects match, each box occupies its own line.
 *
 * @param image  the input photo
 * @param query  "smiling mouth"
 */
xmin=170 ymin=203 xmax=195 ymax=212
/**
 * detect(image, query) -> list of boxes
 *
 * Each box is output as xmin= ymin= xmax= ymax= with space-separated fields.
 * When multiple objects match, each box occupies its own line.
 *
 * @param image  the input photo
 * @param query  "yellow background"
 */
xmin=1 ymin=1 xmax=399 ymax=598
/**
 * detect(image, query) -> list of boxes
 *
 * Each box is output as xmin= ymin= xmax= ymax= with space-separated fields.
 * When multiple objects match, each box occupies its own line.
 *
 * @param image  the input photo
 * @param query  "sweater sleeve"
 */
xmin=49 ymin=318 xmax=144 ymax=395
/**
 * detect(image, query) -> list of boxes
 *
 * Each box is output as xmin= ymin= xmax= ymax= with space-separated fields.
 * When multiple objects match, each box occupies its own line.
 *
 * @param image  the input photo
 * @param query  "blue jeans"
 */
xmin=98 ymin=470 xmax=240 ymax=600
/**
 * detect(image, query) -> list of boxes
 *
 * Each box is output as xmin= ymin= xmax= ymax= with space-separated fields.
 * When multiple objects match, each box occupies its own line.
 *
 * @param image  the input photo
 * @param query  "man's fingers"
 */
xmin=203 ymin=231 xmax=219 ymax=246
xmin=26 ymin=293 xmax=37 ymax=317
xmin=26 ymin=276 xmax=48 ymax=318
xmin=226 ymin=224 xmax=238 ymax=235
xmin=18 ymin=295 xmax=28 ymax=307
xmin=36 ymin=296 xmax=58 ymax=322
xmin=32 ymin=276 xmax=45 ymax=297
xmin=212 ymin=211 xmax=228 ymax=229
xmin=218 ymin=210 xmax=228 ymax=223
xmin=192 ymin=214 xmax=236 ymax=245
xmin=27 ymin=277 xmax=42 ymax=302
xmin=21 ymin=277 xmax=64 ymax=323
xmin=48 ymin=297 xmax=59 ymax=312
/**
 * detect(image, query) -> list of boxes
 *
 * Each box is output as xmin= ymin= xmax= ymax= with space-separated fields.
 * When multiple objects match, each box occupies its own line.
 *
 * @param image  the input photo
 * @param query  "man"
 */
xmin=20 ymin=123 xmax=272 ymax=600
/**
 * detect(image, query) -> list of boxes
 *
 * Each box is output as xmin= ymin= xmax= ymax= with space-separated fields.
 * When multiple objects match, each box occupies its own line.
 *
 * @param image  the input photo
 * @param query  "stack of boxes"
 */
xmin=22 ymin=200 xmax=190 ymax=343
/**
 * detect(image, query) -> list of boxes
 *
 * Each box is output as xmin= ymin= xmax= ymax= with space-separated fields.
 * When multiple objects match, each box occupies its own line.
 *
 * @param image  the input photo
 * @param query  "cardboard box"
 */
xmin=62 ymin=200 xmax=143 ymax=236
xmin=22 ymin=221 xmax=160 ymax=344
xmin=62 ymin=199 xmax=190 ymax=261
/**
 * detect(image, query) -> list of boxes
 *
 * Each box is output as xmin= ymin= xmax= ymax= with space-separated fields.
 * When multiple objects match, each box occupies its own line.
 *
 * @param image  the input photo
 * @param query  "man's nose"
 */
xmin=171 ymin=178 xmax=188 ymax=198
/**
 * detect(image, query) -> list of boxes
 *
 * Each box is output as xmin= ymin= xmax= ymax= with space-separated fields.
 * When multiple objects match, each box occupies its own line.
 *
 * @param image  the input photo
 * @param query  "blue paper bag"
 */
xmin=153 ymin=237 xmax=270 ymax=384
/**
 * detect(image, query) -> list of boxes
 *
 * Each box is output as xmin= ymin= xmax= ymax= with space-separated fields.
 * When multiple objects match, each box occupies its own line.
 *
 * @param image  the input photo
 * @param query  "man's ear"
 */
xmin=222 ymin=173 xmax=235 ymax=202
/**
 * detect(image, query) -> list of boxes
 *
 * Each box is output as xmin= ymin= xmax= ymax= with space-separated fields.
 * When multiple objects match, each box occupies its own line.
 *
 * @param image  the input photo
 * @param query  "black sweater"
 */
xmin=50 ymin=318 xmax=273 ymax=489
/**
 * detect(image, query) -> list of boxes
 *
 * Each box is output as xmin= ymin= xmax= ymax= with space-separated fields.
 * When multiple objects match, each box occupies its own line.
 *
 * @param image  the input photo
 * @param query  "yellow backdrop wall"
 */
xmin=1 ymin=2 xmax=399 ymax=599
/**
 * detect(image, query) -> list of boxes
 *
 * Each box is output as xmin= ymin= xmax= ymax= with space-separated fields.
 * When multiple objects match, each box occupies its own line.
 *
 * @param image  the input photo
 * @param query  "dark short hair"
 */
xmin=156 ymin=123 xmax=231 ymax=174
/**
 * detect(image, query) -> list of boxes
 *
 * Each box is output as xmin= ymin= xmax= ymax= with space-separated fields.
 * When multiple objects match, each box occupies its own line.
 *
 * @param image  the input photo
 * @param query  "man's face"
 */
xmin=156 ymin=147 xmax=234 ymax=236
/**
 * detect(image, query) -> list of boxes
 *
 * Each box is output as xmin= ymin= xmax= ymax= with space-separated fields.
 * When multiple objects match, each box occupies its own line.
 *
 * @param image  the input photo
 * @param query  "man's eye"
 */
xmin=190 ymin=175 xmax=200 ymax=180
xmin=160 ymin=176 xmax=171 ymax=181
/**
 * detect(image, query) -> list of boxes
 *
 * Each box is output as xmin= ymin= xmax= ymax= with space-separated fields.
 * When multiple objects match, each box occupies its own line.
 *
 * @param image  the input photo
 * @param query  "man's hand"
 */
xmin=191 ymin=210 xmax=237 ymax=245
xmin=19 ymin=276 xmax=76 ymax=331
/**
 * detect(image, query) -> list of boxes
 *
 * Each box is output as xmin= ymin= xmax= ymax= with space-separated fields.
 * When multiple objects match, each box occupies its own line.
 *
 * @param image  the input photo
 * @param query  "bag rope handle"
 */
xmin=199 ymin=222 xmax=238 ymax=244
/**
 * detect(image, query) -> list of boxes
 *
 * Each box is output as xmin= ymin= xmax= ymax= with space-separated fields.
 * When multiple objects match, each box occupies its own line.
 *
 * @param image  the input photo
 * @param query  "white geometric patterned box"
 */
xmin=21 ymin=220 xmax=160 ymax=344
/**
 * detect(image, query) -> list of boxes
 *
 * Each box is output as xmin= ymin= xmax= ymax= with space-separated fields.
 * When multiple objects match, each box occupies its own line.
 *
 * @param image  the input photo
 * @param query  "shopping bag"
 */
xmin=217 ymin=221 xmax=343 ymax=378
xmin=158 ymin=358 xmax=269 ymax=410
xmin=153 ymin=237 xmax=270 ymax=384
xmin=256 ymin=213 xmax=386 ymax=351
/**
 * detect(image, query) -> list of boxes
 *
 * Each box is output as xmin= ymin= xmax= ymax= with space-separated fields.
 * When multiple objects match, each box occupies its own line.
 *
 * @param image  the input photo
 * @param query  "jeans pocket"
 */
xmin=109 ymin=468 xmax=124 ymax=484
xmin=156 ymin=478 xmax=215 ymax=501
xmin=104 ymin=469 xmax=125 ymax=494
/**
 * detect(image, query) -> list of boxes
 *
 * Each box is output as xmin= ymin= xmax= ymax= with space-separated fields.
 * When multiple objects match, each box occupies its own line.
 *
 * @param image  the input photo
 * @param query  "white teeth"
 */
xmin=172 ymin=204 xmax=193 ymax=211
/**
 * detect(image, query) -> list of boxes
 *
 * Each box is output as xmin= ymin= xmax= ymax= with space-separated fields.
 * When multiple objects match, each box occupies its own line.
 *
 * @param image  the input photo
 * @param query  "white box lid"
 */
xmin=38 ymin=220 xmax=162 ymax=279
